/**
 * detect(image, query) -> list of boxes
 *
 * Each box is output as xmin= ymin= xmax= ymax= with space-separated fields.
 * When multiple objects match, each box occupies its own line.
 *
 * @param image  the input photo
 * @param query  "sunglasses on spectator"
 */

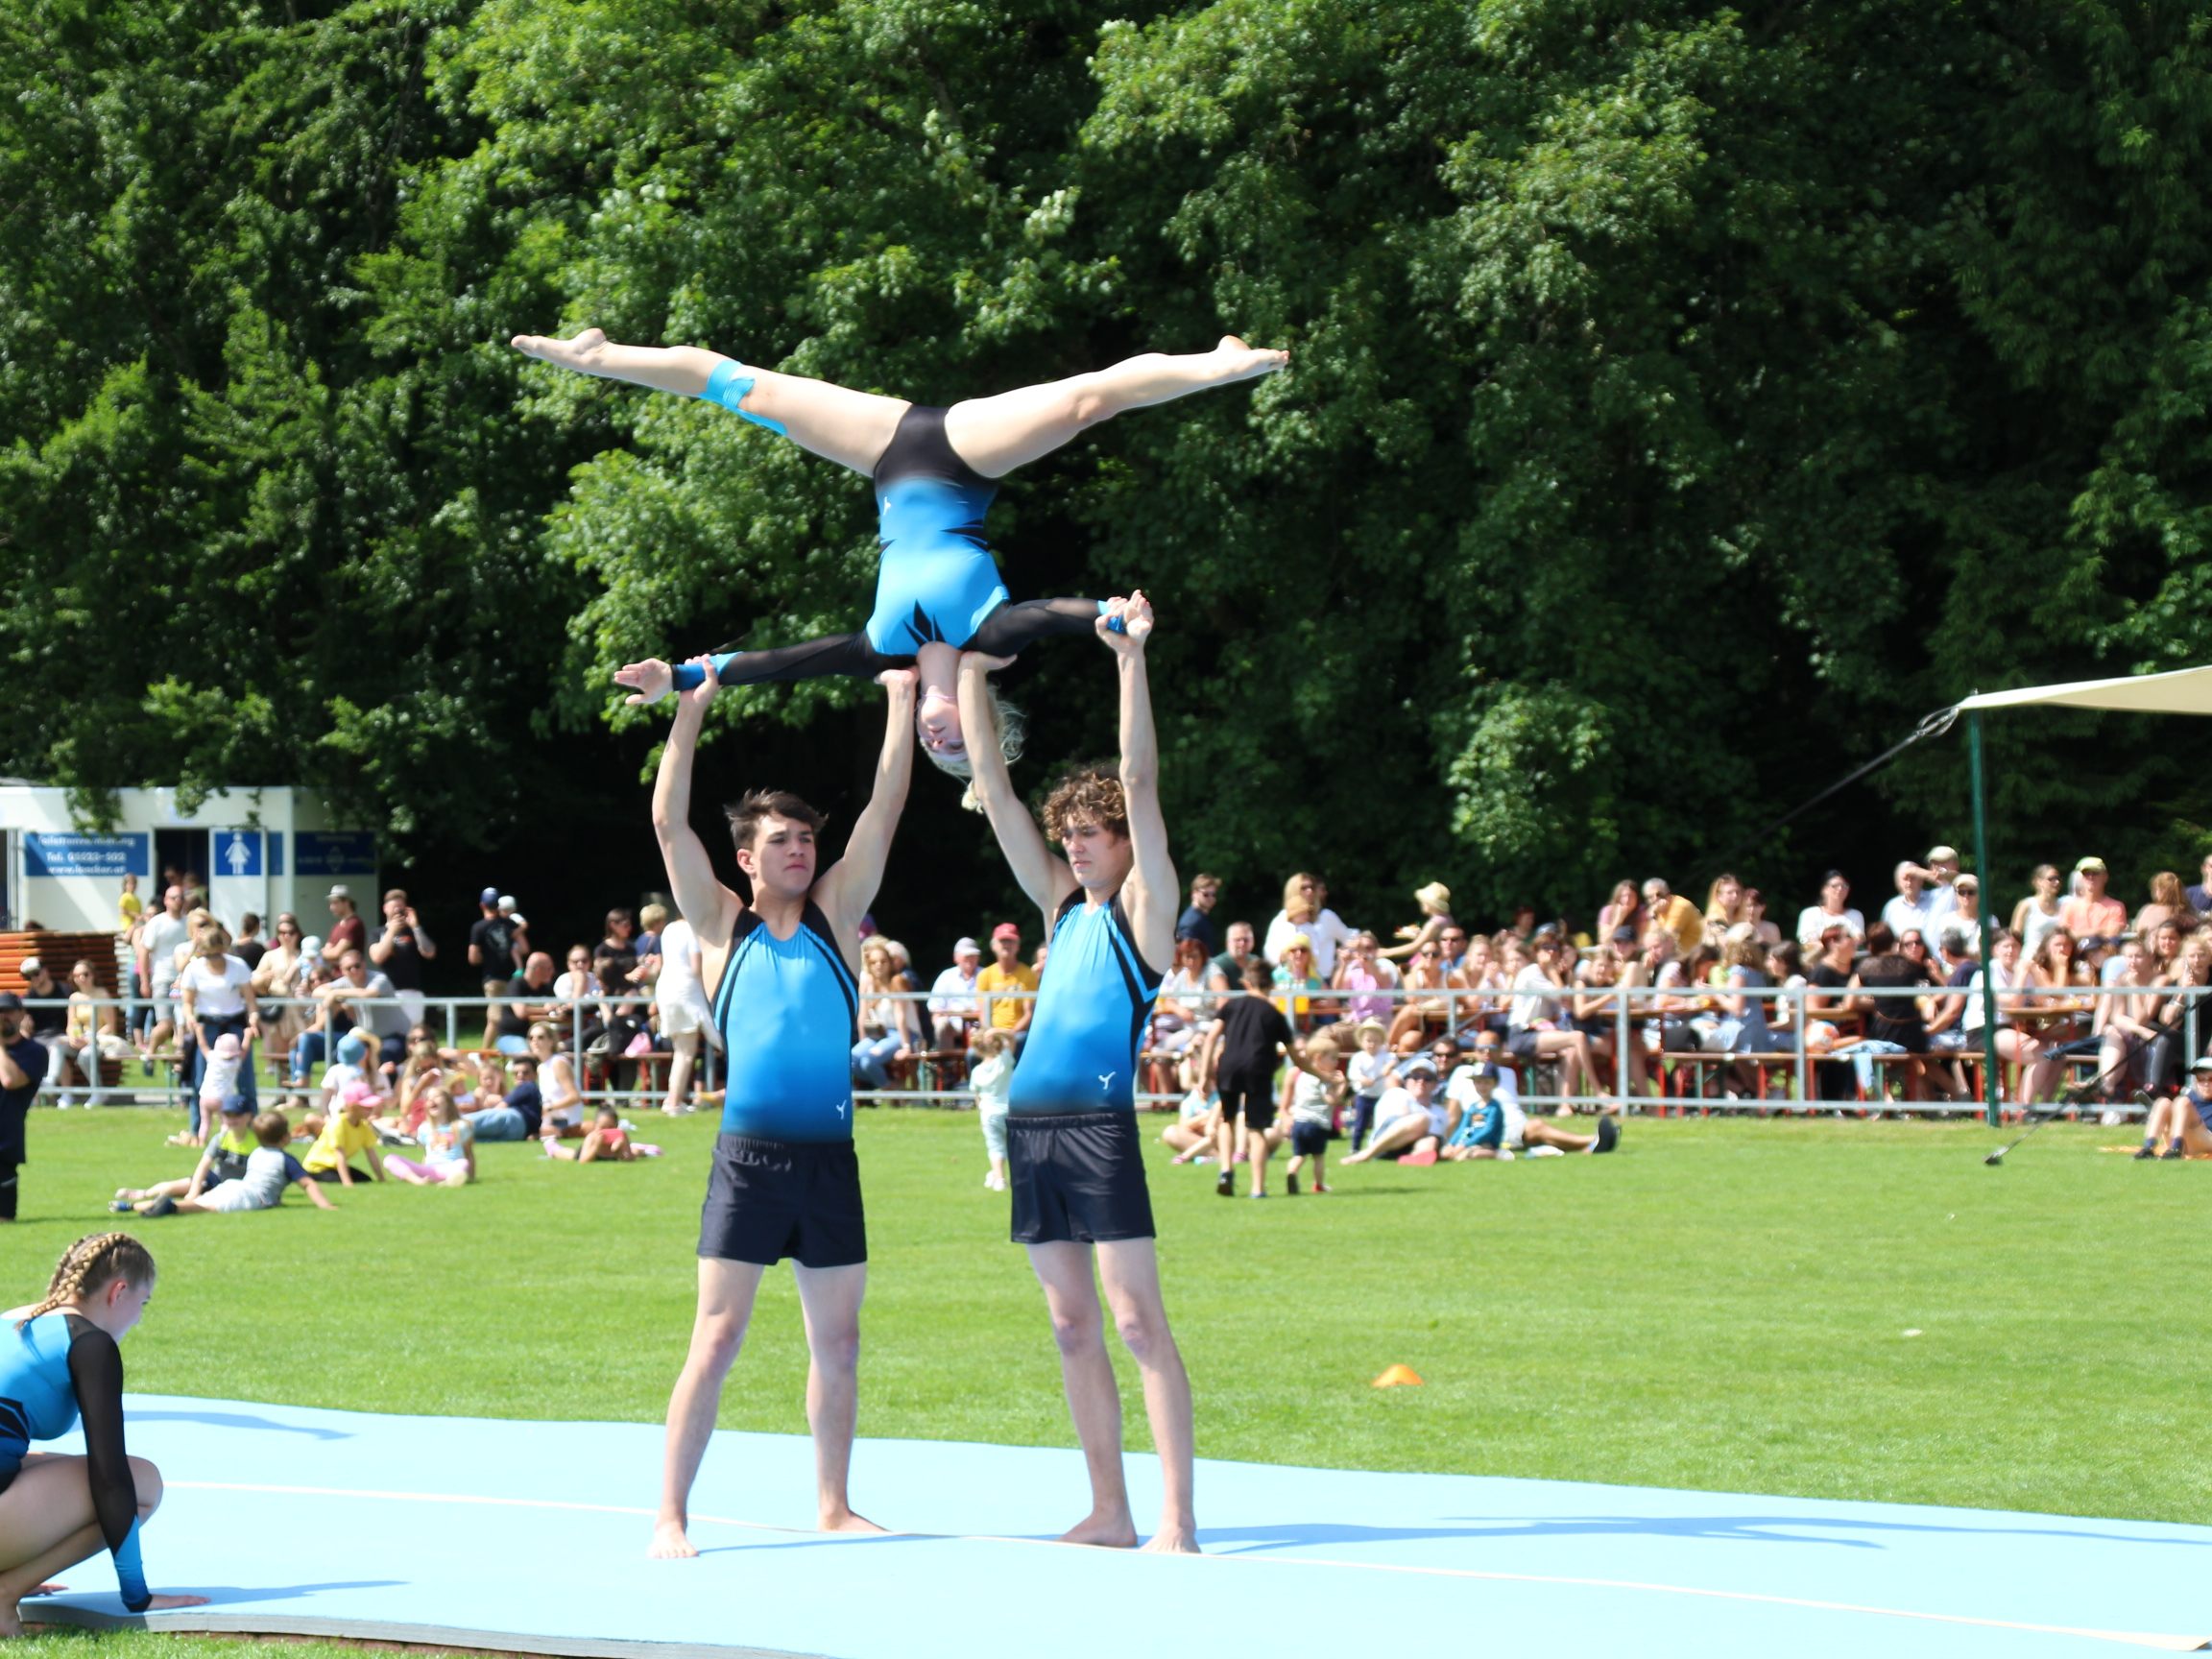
xmin=1416 ymin=948 xmax=1438 ymax=958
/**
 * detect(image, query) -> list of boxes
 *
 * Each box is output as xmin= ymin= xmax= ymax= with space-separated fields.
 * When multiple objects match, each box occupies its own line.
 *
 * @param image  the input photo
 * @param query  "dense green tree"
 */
xmin=3 ymin=0 xmax=2209 ymax=942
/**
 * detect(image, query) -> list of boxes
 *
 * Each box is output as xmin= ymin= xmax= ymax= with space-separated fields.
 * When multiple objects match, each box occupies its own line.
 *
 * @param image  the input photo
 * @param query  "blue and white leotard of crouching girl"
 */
xmin=670 ymin=365 xmax=1119 ymax=690
xmin=2 ymin=1311 xmax=152 ymax=1609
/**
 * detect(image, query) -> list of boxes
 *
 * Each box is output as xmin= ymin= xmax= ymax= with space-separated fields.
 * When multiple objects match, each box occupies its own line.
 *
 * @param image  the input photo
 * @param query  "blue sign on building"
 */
xmin=293 ymin=831 xmax=376 ymax=877
xmin=217 ymin=830 xmax=263 ymax=878
xmin=24 ymin=832 xmax=151 ymax=878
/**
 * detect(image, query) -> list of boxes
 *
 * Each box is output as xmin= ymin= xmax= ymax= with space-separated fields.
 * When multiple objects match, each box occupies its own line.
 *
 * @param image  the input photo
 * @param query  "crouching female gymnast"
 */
xmin=509 ymin=327 xmax=1286 ymax=780
xmin=0 ymin=1234 xmax=205 ymax=1633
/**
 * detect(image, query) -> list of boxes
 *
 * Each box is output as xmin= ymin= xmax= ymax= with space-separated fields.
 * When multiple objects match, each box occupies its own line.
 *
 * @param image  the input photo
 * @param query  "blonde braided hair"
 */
xmin=15 ymin=1233 xmax=156 ymax=1331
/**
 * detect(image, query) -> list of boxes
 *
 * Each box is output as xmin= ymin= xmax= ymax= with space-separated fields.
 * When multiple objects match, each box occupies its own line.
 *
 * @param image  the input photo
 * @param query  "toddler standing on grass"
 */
xmin=971 ymin=1027 xmax=1015 ymax=1191
xmin=1345 ymin=1018 xmax=1402 ymax=1152
xmin=1282 ymin=1035 xmax=1349 ymax=1194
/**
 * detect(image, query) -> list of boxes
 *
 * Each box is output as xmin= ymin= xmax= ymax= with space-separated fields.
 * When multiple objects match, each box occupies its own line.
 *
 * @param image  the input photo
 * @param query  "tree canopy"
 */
xmin=4 ymin=0 xmax=2210 ymax=947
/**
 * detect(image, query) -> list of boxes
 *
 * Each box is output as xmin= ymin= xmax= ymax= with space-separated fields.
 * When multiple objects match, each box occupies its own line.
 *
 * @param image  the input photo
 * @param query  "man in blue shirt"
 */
xmin=0 ymin=992 xmax=49 ymax=1221
xmin=638 ymin=657 xmax=917 ymax=1560
xmin=959 ymin=591 xmax=1197 ymax=1554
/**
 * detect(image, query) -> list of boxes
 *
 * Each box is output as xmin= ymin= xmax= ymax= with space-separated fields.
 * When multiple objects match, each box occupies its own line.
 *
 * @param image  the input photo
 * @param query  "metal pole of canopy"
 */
xmin=1969 ymin=709 xmax=2001 ymax=1128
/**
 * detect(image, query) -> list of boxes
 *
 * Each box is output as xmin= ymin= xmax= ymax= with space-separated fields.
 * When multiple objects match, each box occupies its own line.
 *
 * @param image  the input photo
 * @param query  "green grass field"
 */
xmin=7 ymin=1104 xmax=2203 ymax=1547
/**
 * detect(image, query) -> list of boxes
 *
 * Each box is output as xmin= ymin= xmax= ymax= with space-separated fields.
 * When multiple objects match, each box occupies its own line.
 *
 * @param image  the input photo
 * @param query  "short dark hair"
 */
xmin=1241 ymin=957 xmax=1273 ymax=992
xmin=725 ymin=789 xmax=827 ymax=854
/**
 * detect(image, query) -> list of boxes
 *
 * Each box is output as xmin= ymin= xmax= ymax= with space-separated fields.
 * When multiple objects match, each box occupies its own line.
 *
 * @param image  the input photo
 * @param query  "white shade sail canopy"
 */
xmin=1956 ymin=664 xmax=2212 ymax=717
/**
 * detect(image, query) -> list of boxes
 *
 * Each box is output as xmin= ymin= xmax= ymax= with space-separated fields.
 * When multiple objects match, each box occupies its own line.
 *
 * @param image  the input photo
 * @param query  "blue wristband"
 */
xmin=114 ymin=1515 xmax=150 ymax=1611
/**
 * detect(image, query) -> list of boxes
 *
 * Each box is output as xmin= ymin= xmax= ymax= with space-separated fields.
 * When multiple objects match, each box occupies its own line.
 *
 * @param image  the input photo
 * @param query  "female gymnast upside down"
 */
xmin=509 ymin=327 xmax=1286 ymax=779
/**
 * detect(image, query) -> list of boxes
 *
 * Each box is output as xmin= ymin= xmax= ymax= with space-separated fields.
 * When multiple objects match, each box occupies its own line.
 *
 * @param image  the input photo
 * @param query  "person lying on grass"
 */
xmin=1440 ymin=1063 xmax=1618 ymax=1160
xmin=111 ymin=1096 xmax=256 ymax=1212
xmin=127 ymin=1112 xmax=334 ymax=1216
xmin=545 ymin=1107 xmax=640 ymax=1164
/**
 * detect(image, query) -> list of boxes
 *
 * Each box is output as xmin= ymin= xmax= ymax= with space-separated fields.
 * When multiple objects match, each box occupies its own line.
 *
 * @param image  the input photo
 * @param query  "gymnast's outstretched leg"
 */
xmin=509 ymin=329 xmax=908 ymax=475
xmin=942 ymin=337 xmax=1287 ymax=478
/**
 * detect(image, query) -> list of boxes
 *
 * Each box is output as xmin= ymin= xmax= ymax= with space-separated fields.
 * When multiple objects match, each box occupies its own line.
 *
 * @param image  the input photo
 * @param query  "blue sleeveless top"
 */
xmin=1008 ymin=891 xmax=1165 ymax=1115
xmin=3 ymin=1310 xmax=150 ymax=1607
xmin=2 ymin=1310 xmax=83 ymax=1460
xmin=865 ymin=405 xmax=1005 ymax=655
xmin=710 ymin=902 xmax=860 ymax=1142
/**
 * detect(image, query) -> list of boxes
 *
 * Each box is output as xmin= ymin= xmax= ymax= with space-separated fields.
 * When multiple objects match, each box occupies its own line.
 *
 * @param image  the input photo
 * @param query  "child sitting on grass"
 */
xmin=114 ymin=1095 xmax=255 ymax=1211
xmin=132 ymin=1110 xmax=334 ymax=1215
xmin=385 ymin=1087 xmax=476 ymax=1185
xmin=544 ymin=1106 xmax=638 ymax=1163
xmin=970 ymin=1027 xmax=1014 ymax=1191
xmin=302 ymin=1081 xmax=387 ymax=1188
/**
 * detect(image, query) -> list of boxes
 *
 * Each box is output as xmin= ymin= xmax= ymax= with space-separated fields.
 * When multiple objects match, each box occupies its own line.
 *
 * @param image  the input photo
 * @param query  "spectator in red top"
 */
xmin=322 ymin=885 xmax=368 ymax=966
xmin=2059 ymin=856 xmax=2127 ymax=939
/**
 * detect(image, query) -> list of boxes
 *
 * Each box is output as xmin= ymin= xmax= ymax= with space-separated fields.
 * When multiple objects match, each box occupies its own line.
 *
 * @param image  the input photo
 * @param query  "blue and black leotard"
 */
xmin=710 ymin=901 xmax=860 ymax=1142
xmin=670 ymin=397 xmax=1112 ymax=688
xmin=2 ymin=1311 xmax=151 ymax=1609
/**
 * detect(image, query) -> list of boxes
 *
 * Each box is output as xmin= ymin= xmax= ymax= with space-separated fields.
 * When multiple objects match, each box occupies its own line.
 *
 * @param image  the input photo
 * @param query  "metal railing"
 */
xmin=12 ymin=975 xmax=2194 ymax=1118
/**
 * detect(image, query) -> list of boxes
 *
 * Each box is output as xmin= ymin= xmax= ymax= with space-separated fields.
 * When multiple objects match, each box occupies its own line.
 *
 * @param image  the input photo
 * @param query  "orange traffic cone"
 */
xmin=1372 ymin=1363 xmax=1424 ymax=1388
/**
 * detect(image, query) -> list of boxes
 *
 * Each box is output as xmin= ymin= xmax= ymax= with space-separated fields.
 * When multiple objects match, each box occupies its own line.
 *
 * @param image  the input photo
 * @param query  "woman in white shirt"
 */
xmin=1504 ymin=933 xmax=1597 ymax=1105
xmin=654 ymin=911 xmax=714 ymax=1115
xmin=178 ymin=924 xmax=262 ymax=1133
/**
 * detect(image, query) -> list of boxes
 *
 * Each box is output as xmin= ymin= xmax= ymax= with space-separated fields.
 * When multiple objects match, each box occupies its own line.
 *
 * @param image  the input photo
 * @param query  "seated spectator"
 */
xmin=2186 ymin=854 xmax=2212 ymax=919
xmin=553 ymin=946 xmax=602 ymax=1012
xmin=1384 ymin=939 xmax=1455 ymax=1052
xmin=2138 ymin=1054 xmax=2212 ymax=1158
xmin=528 ymin=1021 xmax=586 ymax=1137
xmin=1333 ymin=931 xmax=1399 ymax=1028
xmin=1271 ymin=935 xmax=1328 ymax=1034
xmin=1596 ymin=879 xmax=1644 ymax=946
xmin=2010 ymin=863 xmax=2066 ymax=959
xmin=1162 ymin=1086 xmax=1221 ymax=1165
xmin=2134 ymin=870 xmax=2189 ymax=944
xmin=463 ymin=1052 xmax=538 ymax=1142
xmin=1794 ymin=872 xmax=1865 ymax=950
xmin=2143 ymin=934 xmax=2212 ymax=1097
xmin=1739 ymin=888 xmax=1784 ymax=948
xmin=56 ymin=959 xmax=118 ymax=1109
xmin=1643 ymin=878 xmax=1704 ymax=959
xmin=1922 ymin=846 xmax=1964 ymax=916
xmin=1710 ymin=936 xmax=1776 ymax=1097
xmin=2027 ymin=929 xmax=2098 ymax=1062
xmin=1378 ymin=882 xmax=1455 ymax=962
xmin=313 ymin=950 xmax=407 ymax=1072
xmin=1505 ymin=931 xmax=1597 ymax=1107
xmin=1881 ymin=863 xmax=1939 ymax=943
xmin=2096 ymin=935 xmax=2159 ymax=1103
xmin=1924 ymin=926 xmax=1982 ymax=1097
xmin=1963 ymin=928 xmax=2061 ymax=1106
xmin=927 ymin=938 xmax=983 ymax=1050
xmin=1804 ymin=924 xmax=1866 ymax=1100
xmin=1175 ymin=873 xmax=1222 ymax=957
xmin=1765 ymin=941 xmax=1807 ymax=1046
xmin=386 ymin=1087 xmax=478 ymax=1183
xmin=1441 ymin=1062 xmax=1616 ymax=1158
xmin=1946 ymin=875 xmax=1984 ymax=956
xmin=976 ymin=923 xmax=1040 ymax=1053
xmin=1207 ymin=921 xmax=1263 ymax=998
xmin=2059 ymin=856 xmax=2127 ymax=939
xmin=1264 ymin=872 xmax=1356 ymax=977
xmin=1572 ymin=936 xmax=1645 ymax=1097
xmin=1455 ymin=933 xmax=1505 ymax=1033
xmin=1152 ymin=936 xmax=1212 ymax=1056
xmin=497 ymin=952 xmax=562 ymax=1056
xmin=1701 ymin=872 xmax=1749 ymax=948
xmin=2147 ymin=915 xmax=2185 ymax=983
xmin=1338 ymin=1057 xmax=1455 ymax=1166
xmin=303 ymin=1082 xmax=388 ymax=1188
xmin=1852 ymin=924 xmax=1936 ymax=1102
xmin=853 ymin=939 xmax=920 ymax=1092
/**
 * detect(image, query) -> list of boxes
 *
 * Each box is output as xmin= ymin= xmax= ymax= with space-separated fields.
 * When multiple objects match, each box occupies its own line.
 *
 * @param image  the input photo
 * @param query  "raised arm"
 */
xmin=1100 ymin=592 xmax=1177 ymax=967
xmin=814 ymin=671 xmax=920 ymax=938
xmin=652 ymin=658 xmax=744 ymax=952
xmin=956 ymin=652 xmax=1076 ymax=920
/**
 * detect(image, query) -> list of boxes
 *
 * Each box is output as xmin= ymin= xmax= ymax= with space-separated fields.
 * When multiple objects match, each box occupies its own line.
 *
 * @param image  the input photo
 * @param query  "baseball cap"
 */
xmin=340 ymin=1079 xmax=380 ymax=1109
xmin=18 ymin=956 xmax=40 ymax=976
xmin=1465 ymin=1062 xmax=1500 ymax=1084
xmin=0 ymin=992 xmax=21 ymax=1013
xmin=1610 ymin=925 xmax=1637 ymax=944
xmin=1927 ymin=845 xmax=1960 ymax=863
xmin=2075 ymin=855 xmax=2107 ymax=874
xmin=219 ymin=1094 xmax=251 ymax=1115
xmin=2193 ymin=1054 xmax=2212 ymax=1075
xmin=1404 ymin=1058 xmax=1439 ymax=1079
xmin=953 ymin=937 xmax=981 ymax=956
xmin=497 ymin=894 xmax=517 ymax=911
xmin=991 ymin=923 xmax=1021 ymax=942
xmin=480 ymin=886 xmax=500 ymax=905
xmin=327 ymin=883 xmax=351 ymax=901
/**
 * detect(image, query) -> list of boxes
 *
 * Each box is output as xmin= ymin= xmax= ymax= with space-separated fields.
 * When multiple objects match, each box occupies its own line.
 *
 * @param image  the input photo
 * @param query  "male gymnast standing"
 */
xmin=639 ymin=656 xmax=917 ymax=1557
xmin=956 ymin=591 xmax=1197 ymax=1552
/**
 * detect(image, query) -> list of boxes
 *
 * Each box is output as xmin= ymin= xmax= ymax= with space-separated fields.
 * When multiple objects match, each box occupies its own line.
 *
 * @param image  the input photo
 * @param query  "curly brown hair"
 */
xmin=1040 ymin=765 xmax=1128 ymax=846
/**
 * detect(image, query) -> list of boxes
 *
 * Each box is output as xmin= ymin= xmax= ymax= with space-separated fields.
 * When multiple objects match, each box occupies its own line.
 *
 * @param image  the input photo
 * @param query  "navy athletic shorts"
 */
xmin=698 ymin=1134 xmax=866 ymax=1268
xmin=1289 ymin=1119 xmax=1334 ymax=1157
xmin=1006 ymin=1110 xmax=1154 ymax=1245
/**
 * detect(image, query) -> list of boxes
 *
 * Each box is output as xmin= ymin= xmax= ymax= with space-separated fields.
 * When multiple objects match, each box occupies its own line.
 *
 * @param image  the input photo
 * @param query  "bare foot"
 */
xmin=648 ymin=1519 xmax=699 ymax=1559
xmin=1141 ymin=1526 xmax=1201 ymax=1555
xmin=1214 ymin=335 xmax=1289 ymax=382
xmin=0 ymin=1599 xmax=21 ymax=1639
xmin=28 ymin=1583 xmax=65 ymax=1597
xmin=821 ymin=1508 xmax=889 ymax=1535
xmin=1059 ymin=1511 xmax=1139 ymax=1549
xmin=511 ymin=326 xmax=609 ymax=373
